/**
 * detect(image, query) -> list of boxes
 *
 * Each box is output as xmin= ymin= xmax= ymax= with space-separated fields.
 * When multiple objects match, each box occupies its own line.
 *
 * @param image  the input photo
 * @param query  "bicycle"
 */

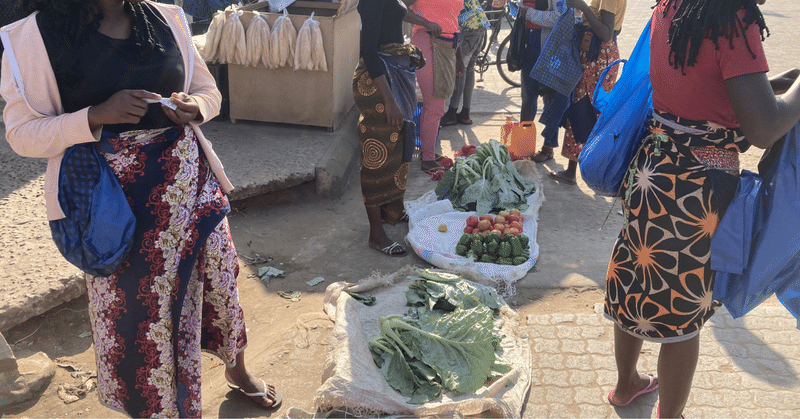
xmin=474 ymin=0 xmax=521 ymax=87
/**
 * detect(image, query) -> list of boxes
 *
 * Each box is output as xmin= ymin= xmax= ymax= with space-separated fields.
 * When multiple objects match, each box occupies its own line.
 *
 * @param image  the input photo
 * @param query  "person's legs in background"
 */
xmin=442 ymin=28 xmax=487 ymax=126
xmin=519 ymin=28 xmax=542 ymax=122
xmin=532 ymin=89 xmax=558 ymax=162
xmin=412 ymin=30 xmax=447 ymax=173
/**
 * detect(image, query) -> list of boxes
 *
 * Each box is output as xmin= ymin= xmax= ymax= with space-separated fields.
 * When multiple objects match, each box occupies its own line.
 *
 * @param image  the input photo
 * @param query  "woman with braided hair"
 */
xmin=602 ymin=0 xmax=800 ymax=417
xmin=1 ymin=0 xmax=280 ymax=416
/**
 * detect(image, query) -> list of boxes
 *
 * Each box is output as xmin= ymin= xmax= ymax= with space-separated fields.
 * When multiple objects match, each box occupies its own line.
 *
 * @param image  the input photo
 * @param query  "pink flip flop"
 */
xmin=607 ymin=374 xmax=659 ymax=407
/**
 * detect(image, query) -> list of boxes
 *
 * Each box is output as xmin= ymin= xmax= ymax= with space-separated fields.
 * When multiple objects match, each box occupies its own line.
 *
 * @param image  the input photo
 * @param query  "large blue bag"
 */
xmin=578 ymin=20 xmax=653 ymax=197
xmin=49 ymin=143 xmax=137 ymax=277
xmin=711 ymin=122 xmax=800 ymax=321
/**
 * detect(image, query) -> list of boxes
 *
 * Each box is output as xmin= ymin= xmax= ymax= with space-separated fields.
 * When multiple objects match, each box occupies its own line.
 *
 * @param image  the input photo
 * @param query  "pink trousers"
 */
xmin=411 ymin=30 xmax=447 ymax=162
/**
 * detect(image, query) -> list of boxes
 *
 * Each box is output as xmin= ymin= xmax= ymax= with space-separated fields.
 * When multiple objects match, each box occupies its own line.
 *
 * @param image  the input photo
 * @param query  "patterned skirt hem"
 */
xmin=603 ymin=313 xmax=702 ymax=344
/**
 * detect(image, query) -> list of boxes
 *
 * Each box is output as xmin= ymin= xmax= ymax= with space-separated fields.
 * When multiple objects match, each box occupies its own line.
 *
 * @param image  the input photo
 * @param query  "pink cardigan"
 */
xmin=0 ymin=2 xmax=233 ymax=221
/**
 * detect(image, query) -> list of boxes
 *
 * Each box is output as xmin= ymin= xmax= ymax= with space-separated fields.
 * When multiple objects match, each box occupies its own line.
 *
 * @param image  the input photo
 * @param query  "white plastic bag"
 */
xmin=309 ymin=18 xmax=327 ymax=71
xmin=294 ymin=13 xmax=314 ymax=70
xmin=202 ymin=11 xmax=226 ymax=63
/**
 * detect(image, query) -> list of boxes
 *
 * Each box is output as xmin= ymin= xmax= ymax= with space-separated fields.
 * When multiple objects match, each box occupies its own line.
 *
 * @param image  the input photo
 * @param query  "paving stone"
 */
xmin=579 ymin=325 xmax=605 ymax=339
xmin=691 ymin=389 xmax=726 ymax=408
xmin=721 ymin=391 xmax=756 ymax=409
xmin=560 ymin=339 xmax=585 ymax=354
xmin=535 ymin=353 xmax=565 ymax=369
xmin=546 ymin=403 xmax=573 ymax=417
xmin=578 ymin=404 xmax=609 ymax=417
xmin=534 ymin=339 xmax=561 ymax=354
xmin=540 ymin=369 xmax=569 ymax=388
xmin=571 ymin=386 xmax=604 ymax=406
xmin=567 ymin=370 xmax=596 ymax=387
xmin=555 ymin=325 xmax=583 ymax=340
xmin=586 ymin=339 xmax=612 ymax=355
xmin=550 ymin=314 xmax=576 ymax=324
xmin=545 ymin=387 xmax=573 ymax=403
xmin=564 ymin=354 xmax=594 ymax=371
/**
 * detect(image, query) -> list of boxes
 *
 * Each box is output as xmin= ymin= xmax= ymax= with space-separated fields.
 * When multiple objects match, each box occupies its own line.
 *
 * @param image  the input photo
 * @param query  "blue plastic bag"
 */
xmin=711 ymin=122 xmax=800 ymax=321
xmin=49 ymin=143 xmax=137 ymax=277
xmin=578 ymin=20 xmax=653 ymax=197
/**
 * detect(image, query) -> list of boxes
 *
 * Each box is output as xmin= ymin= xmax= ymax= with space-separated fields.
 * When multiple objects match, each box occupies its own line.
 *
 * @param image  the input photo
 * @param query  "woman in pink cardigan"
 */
xmin=0 ymin=0 xmax=278 ymax=416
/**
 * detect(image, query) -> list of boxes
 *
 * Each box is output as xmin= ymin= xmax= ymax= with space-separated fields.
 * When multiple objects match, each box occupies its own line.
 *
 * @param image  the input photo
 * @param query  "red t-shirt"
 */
xmin=650 ymin=1 xmax=769 ymax=128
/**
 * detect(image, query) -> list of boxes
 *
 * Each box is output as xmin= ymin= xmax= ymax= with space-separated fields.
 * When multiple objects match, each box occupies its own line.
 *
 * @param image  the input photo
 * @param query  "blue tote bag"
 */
xmin=578 ymin=20 xmax=653 ymax=197
xmin=529 ymin=8 xmax=582 ymax=96
xmin=49 ymin=143 xmax=137 ymax=277
xmin=711 ymin=122 xmax=800 ymax=320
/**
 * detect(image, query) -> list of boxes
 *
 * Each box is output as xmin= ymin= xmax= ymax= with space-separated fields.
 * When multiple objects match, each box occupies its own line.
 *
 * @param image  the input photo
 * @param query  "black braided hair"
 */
xmin=19 ymin=0 xmax=165 ymax=79
xmin=661 ymin=0 xmax=769 ymax=73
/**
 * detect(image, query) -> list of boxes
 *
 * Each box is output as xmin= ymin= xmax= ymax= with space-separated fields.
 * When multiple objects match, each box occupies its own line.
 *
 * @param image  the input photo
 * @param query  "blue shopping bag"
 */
xmin=711 ymin=122 xmax=800 ymax=321
xmin=49 ymin=143 xmax=137 ymax=277
xmin=578 ymin=20 xmax=653 ymax=197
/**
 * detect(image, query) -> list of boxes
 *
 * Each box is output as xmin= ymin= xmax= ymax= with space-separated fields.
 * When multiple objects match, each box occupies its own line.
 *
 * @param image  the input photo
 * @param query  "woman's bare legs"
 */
xmin=657 ymin=334 xmax=700 ymax=418
xmin=366 ymin=205 xmax=405 ymax=255
xmin=610 ymin=326 xmax=658 ymax=404
xmin=225 ymin=351 xmax=279 ymax=408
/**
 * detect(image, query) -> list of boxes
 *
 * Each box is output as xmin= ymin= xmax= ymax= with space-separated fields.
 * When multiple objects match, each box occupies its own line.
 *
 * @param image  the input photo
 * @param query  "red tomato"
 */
xmin=494 ymin=215 xmax=507 ymax=225
xmin=477 ymin=220 xmax=492 ymax=231
xmin=506 ymin=215 xmax=521 ymax=223
xmin=463 ymin=226 xmax=474 ymax=234
xmin=466 ymin=215 xmax=479 ymax=227
xmin=510 ymin=221 xmax=523 ymax=231
xmin=507 ymin=227 xmax=521 ymax=236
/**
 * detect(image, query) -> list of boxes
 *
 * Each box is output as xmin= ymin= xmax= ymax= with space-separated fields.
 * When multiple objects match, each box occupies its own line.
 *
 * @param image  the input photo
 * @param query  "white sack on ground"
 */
xmin=313 ymin=267 xmax=531 ymax=418
xmin=404 ymin=160 xmax=545 ymax=296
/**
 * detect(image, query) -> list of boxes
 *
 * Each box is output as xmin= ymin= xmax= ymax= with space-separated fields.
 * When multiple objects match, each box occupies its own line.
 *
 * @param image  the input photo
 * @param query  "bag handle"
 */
xmin=592 ymin=58 xmax=625 ymax=113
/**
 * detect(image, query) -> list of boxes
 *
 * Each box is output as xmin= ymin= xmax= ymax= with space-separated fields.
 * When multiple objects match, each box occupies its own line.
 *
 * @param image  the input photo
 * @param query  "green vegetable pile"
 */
xmin=455 ymin=232 xmax=530 ymax=266
xmin=434 ymin=140 xmax=536 ymax=215
xmin=369 ymin=269 xmax=511 ymax=404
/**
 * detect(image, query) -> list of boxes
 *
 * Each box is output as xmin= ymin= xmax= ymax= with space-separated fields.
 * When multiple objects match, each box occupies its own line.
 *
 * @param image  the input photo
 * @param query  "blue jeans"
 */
xmin=521 ymin=28 xmax=559 ymax=148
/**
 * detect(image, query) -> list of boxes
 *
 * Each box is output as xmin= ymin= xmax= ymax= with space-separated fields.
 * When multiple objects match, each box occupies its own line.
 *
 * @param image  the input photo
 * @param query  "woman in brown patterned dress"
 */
xmin=355 ymin=0 xmax=427 ymax=256
xmin=603 ymin=1 xmax=800 ymax=417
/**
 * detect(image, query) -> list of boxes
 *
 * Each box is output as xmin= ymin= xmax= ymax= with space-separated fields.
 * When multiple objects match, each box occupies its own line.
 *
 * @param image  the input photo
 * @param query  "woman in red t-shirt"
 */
xmin=602 ymin=1 xmax=800 ymax=418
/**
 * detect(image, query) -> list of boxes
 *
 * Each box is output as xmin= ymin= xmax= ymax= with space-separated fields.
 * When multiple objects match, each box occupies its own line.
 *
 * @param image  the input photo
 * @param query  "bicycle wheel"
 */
xmin=496 ymin=35 xmax=521 ymax=88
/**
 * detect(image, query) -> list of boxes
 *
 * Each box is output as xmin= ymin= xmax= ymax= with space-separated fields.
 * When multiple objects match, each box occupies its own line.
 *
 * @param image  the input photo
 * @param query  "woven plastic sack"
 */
xmin=49 ymin=143 xmax=136 ymax=277
xmin=313 ymin=267 xmax=531 ymax=417
xmin=578 ymin=20 xmax=653 ymax=197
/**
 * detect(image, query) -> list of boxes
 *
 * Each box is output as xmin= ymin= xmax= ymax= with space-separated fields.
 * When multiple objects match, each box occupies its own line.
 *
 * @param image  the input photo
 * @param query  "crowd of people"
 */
xmin=1 ymin=0 xmax=799 ymax=417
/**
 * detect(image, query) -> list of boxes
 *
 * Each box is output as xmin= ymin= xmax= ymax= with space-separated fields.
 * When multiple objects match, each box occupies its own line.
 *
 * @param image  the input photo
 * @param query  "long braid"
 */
xmin=661 ymin=0 xmax=768 ymax=73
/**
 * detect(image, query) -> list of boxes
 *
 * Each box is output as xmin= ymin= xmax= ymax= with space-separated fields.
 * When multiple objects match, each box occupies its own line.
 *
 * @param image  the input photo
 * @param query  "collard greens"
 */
xmin=434 ymin=140 xmax=536 ymax=215
xmin=369 ymin=269 xmax=511 ymax=404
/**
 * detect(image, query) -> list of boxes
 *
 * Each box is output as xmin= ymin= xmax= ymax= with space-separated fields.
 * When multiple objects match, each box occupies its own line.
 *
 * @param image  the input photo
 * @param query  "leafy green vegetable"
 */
xmin=369 ymin=307 xmax=510 ymax=404
xmin=434 ymin=141 xmax=537 ymax=215
xmin=369 ymin=269 xmax=510 ymax=404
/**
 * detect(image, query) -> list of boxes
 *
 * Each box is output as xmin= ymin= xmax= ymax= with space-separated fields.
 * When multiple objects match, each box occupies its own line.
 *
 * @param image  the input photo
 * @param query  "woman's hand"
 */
xmin=88 ymin=89 xmax=161 ymax=131
xmin=565 ymin=0 xmax=588 ymax=12
xmin=163 ymin=92 xmax=201 ymax=125
xmin=384 ymin=98 xmax=404 ymax=130
xmin=426 ymin=21 xmax=442 ymax=37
